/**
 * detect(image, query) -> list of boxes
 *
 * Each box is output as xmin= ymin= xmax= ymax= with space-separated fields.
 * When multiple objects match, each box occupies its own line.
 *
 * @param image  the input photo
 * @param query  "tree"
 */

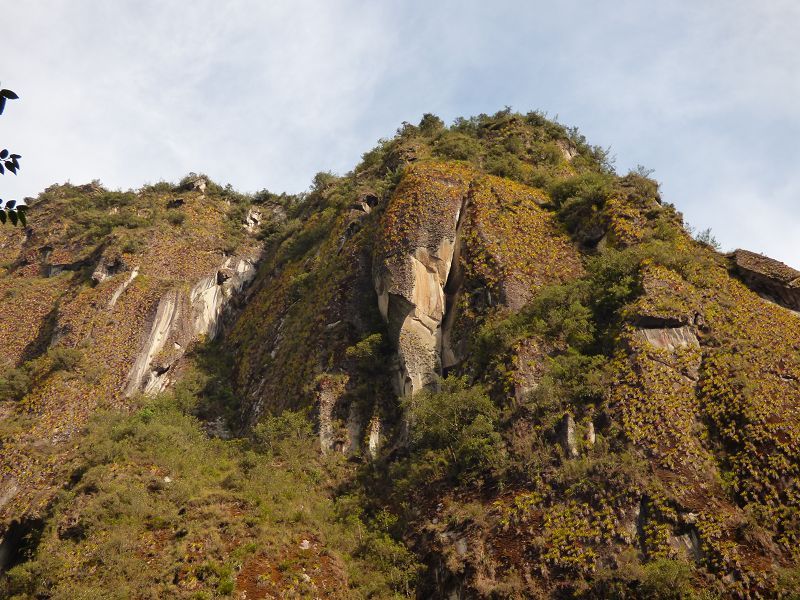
xmin=0 ymin=82 xmax=26 ymax=226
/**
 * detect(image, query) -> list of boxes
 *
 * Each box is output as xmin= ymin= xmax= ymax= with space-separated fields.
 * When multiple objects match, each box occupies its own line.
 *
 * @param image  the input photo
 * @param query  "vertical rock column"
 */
xmin=373 ymin=163 xmax=474 ymax=398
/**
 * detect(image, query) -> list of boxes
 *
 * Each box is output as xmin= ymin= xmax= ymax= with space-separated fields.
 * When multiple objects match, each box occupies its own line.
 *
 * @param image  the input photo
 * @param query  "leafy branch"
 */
xmin=0 ymin=83 xmax=26 ymax=225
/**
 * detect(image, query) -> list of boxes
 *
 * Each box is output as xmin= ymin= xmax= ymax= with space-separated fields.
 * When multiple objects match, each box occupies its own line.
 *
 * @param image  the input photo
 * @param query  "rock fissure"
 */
xmin=374 ymin=188 xmax=471 ymax=397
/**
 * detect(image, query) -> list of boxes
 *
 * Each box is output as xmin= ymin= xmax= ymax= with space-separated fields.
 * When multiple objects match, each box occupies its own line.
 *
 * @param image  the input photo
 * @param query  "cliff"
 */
xmin=1 ymin=111 xmax=799 ymax=598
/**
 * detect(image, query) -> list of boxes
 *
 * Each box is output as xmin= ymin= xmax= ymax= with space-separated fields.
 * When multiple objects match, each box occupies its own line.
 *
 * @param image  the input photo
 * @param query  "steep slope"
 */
xmin=2 ymin=111 xmax=799 ymax=599
xmin=0 ymin=176 xmax=268 ymax=557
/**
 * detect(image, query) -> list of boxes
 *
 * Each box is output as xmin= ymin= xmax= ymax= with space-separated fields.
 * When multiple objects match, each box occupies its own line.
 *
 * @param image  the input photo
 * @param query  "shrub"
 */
xmin=418 ymin=113 xmax=444 ymax=137
xmin=252 ymin=408 xmax=314 ymax=455
xmin=404 ymin=376 xmax=505 ymax=484
xmin=433 ymin=132 xmax=482 ymax=161
xmin=165 ymin=209 xmax=185 ymax=226
xmin=48 ymin=346 xmax=83 ymax=372
xmin=639 ymin=559 xmax=696 ymax=599
xmin=0 ymin=367 xmax=31 ymax=401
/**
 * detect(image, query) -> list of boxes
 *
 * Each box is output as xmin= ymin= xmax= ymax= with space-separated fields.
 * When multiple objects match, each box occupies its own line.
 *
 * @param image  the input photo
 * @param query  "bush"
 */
xmin=404 ymin=376 xmax=504 ymax=484
xmin=165 ymin=209 xmax=185 ymax=226
xmin=0 ymin=367 xmax=31 ymax=401
xmin=252 ymin=408 xmax=314 ymax=455
xmin=48 ymin=347 xmax=83 ymax=372
xmin=433 ymin=132 xmax=481 ymax=161
xmin=0 ymin=347 xmax=83 ymax=401
xmin=639 ymin=559 xmax=696 ymax=599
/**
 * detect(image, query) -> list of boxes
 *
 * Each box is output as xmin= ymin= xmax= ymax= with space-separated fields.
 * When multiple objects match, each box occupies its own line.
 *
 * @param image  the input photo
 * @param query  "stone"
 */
xmin=633 ymin=325 xmax=699 ymax=352
xmin=244 ymin=207 xmax=262 ymax=233
xmin=91 ymin=256 xmax=126 ymax=285
xmin=123 ymin=253 xmax=258 ymax=397
xmin=367 ymin=414 xmax=382 ymax=459
xmin=373 ymin=193 xmax=467 ymax=396
xmin=585 ymin=421 xmax=596 ymax=447
xmin=559 ymin=413 xmax=578 ymax=458
xmin=732 ymin=249 xmax=800 ymax=312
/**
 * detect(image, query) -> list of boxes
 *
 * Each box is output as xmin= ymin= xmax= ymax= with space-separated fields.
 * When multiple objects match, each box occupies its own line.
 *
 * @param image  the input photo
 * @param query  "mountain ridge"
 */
xmin=1 ymin=110 xmax=799 ymax=598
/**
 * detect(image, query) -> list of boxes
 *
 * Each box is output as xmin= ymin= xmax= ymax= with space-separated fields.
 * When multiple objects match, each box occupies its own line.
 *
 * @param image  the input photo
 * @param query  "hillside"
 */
xmin=1 ymin=110 xmax=799 ymax=599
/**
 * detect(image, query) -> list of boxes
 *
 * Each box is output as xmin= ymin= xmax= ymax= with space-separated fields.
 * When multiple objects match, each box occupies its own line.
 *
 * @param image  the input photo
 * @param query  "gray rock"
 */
xmin=559 ymin=413 xmax=578 ymax=458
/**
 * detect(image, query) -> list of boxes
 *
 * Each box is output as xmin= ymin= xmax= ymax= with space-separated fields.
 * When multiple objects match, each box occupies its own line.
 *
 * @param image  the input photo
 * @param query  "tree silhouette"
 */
xmin=0 ymin=83 xmax=26 ymax=226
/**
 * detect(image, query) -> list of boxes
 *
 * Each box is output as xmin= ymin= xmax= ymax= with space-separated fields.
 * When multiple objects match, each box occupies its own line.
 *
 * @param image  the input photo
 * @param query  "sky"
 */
xmin=2 ymin=1 xmax=799 ymax=265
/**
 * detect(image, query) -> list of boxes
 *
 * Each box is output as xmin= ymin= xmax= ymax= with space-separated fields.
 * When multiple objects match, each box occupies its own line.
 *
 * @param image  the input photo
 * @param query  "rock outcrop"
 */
xmin=124 ymin=253 xmax=259 ymax=396
xmin=373 ymin=164 xmax=472 ymax=396
xmin=732 ymin=248 xmax=800 ymax=311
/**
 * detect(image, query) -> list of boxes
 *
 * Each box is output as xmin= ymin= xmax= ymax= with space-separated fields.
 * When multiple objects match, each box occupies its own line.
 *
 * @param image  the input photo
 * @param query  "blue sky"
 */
xmin=3 ymin=1 xmax=799 ymax=265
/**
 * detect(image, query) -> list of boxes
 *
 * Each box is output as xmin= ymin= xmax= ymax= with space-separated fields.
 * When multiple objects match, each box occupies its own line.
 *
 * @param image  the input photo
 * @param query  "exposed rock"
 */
xmin=190 ymin=256 xmax=258 ymax=339
xmin=374 ymin=197 xmax=466 ymax=396
xmin=91 ymin=255 xmax=126 ymax=285
xmin=108 ymin=266 xmax=139 ymax=308
xmin=344 ymin=401 xmax=363 ymax=455
xmin=123 ymin=254 xmax=258 ymax=396
xmin=350 ymin=193 xmax=377 ymax=214
xmin=556 ymin=139 xmax=578 ymax=161
xmin=511 ymin=338 xmax=548 ymax=402
xmin=316 ymin=375 xmax=348 ymax=454
xmin=367 ymin=414 xmax=382 ymax=459
xmin=618 ymin=499 xmax=643 ymax=545
xmin=244 ymin=207 xmax=262 ymax=233
xmin=179 ymin=174 xmax=208 ymax=194
xmin=585 ymin=421 xmax=596 ymax=447
xmin=0 ymin=479 xmax=18 ymax=512
xmin=633 ymin=325 xmax=699 ymax=351
xmin=670 ymin=529 xmax=703 ymax=563
xmin=559 ymin=413 xmax=578 ymax=458
xmin=123 ymin=289 xmax=182 ymax=396
xmin=732 ymin=249 xmax=800 ymax=312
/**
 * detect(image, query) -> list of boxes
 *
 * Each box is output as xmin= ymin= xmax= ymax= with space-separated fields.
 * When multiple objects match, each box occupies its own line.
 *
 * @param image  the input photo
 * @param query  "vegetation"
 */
xmin=0 ymin=83 xmax=26 ymax=225
xmin=1 ymin=108 xmax=798 ymax=598
xmin=2 ymin=385 xmax=418 ymax=599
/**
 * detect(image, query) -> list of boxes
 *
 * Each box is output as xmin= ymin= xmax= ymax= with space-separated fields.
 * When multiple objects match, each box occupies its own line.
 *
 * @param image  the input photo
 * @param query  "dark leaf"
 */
xmin=6 ymin=200 xmax=16 ymax=209
xmin=17 ymin=210 xmax=26 ymax=226
xmin=10 ymin=154 xmax=20 ymax=159
xmin=0 ymin=211 xmax=6 ymax=224
xmin=0 ymin=97 xmax=5 ymax=115
xmin=11 ymin=157 xmax=19 ymax=169
xmin=5 ymin=161 xmax=15 ymax=174
xmin=0 ymin=163 xmax=4 ymax=175
xmin=0 ymin=149 xmax=7 ymax=159
xmin=9 ymin=211 xmax=17 ymax=226
xmin=0 ymin=89 xmax=18 ymax=100
xmin=17 ymin=204 xmax=28 ymax=212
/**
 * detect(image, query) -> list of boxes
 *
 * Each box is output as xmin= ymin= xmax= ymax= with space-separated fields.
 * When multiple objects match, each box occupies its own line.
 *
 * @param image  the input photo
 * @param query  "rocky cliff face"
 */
xmin=0 ymin=177 xmax=267 ymax=552
xmin=1 ymin=112 xmax=799 ymax=599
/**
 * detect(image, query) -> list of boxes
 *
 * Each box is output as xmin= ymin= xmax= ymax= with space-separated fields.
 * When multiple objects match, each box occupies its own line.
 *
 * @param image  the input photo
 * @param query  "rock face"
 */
xmin=633 ymin=325 xmax=699 ymax=352
xmin=732 ymin=248 xmax=800 ymax=311
xmin=124 ymin=254 xmax=259 ymax=396
xmin=0 ymin=179 xmax=265 ymax=549
xmin=373 ymin=165 xmax=471 ymax=396
xmin=373 ymin=163 xmax=583 ymax=399
xmin=559 ymin=413 xmax=579 ymax=458
xmin=91 ymin=255 xmax=126 ymax=285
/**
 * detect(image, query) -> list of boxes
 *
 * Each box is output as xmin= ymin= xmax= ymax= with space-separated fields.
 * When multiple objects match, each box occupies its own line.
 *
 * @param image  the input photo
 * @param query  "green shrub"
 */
xmin=166 ymin=209 xmax=185 ymax=226
xmin=0 ymin=367 xmax=31 ymax=401
xmin=252 ymin=408 xmax=314 ymax=455
xmin=403 ymin=376 xmax=504 ymax=484
xmin=48 ymin=347 xmax=83 ymax=372
xmin=639 ymin=559 xmax=696 ymax=599
xmin=433 ymin=132 xmax=481 ymax=161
